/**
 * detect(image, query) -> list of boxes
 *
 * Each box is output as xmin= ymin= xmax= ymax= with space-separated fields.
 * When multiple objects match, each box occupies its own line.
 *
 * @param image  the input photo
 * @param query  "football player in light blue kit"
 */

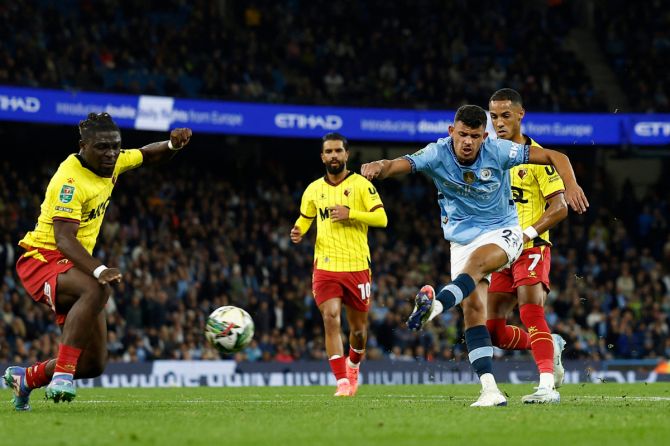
xmin=361 ymin=105 xmax=588 ymax=407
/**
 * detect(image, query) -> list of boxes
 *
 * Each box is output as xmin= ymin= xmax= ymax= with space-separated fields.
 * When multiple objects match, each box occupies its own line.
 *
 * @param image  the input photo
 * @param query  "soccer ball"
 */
xmin=205 ymin=306 xmax=255 ymax=354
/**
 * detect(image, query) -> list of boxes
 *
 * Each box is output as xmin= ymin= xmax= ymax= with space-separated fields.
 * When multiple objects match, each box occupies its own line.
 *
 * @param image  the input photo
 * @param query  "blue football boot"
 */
xmin=45 ymin=374 xmax=76 ymax=403
xmin=4 ymin=366 xmax=32 ymax=411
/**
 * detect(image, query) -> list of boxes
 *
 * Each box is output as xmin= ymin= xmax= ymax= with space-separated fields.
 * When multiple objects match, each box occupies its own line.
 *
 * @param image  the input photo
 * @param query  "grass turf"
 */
xmin=1 ymin=383 xmax=669 ymax=446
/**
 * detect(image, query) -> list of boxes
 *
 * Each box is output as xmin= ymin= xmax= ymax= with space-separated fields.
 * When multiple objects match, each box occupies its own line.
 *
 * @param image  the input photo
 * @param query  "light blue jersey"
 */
xmin=404 ymin=137 xmax=529 ymax=244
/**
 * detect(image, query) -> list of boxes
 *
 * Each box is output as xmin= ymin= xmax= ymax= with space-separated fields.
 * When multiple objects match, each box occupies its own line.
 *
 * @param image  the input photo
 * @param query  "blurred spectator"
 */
xmin=596 ymin=0 xmax=670 ymax=112
xmin=0 ymin=0 xmax=610 ymax=111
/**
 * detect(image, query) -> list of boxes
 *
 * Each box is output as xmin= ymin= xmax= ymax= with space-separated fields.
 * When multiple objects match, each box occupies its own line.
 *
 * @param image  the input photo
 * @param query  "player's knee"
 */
xmin=461 ymin=267 xmax=484 ymax=284
xmin=322 ymin=311 xmax=340 ymax=328
xmin=350 ymin=327 xmax=366 ymax=343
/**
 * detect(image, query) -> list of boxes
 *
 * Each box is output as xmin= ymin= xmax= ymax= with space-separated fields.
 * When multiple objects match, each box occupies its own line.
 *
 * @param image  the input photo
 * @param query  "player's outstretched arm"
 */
xmin=54 ymin=220 xmax=122 ymax=285
xmin=140 ymin=128 xmax=193 ymax=165
xmin=528 ymin=146 xmax=589 ymax=214
xmin=361 ymin=158 xmax=412 ymax=180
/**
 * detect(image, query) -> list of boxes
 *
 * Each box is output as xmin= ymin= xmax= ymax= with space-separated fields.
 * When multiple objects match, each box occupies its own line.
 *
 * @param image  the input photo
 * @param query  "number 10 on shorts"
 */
xmin=357 ymin=282 xmax=371 ymax=301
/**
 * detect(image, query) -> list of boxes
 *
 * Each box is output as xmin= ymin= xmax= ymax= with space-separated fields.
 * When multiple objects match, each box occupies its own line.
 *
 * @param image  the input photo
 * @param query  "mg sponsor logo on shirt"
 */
xmin=274 ymin=113 xmax=343 ymax=130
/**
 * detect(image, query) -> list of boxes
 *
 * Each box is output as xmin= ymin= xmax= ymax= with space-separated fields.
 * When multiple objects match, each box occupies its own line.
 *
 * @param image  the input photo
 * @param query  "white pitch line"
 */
xmin=71 ymin=395 xmax=670 ymax=404
xmin=571 ymin=396 xmax=670 ymax=402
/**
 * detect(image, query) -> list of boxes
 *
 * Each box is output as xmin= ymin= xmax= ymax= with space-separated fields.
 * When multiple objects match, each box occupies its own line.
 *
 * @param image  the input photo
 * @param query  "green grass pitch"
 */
xmin=2 ymin=383 xmax=669 ymax=446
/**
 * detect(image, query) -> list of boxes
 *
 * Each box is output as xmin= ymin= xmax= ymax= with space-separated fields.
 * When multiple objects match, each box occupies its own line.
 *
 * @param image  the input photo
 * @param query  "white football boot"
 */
xmin=521 ymin=386 xmax=560 ymax=404
xmin=470 ymin=388 xmax=507 ymax=407
xmin=552 ymin=334 xmax=567 ymax=388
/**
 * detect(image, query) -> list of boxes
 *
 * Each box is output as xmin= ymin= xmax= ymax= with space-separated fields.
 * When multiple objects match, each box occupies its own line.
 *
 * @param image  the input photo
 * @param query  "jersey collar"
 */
xmin=323 ymin=170 xmax=354 ymax=187
xmin=75 ymin=154 xmax=100 ymax=176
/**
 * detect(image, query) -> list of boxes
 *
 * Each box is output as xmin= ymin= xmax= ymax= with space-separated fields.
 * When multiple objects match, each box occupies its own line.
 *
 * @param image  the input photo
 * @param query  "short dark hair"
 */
xmin=78 ymin=112 xmax=120 ymax=140
xmin=322 ymin=132 xmax=348 ymax=151
xmin=489 ymin=88 xmax=523 ymax=107
xmin=453 ymin=105 xmax=487 ymax=129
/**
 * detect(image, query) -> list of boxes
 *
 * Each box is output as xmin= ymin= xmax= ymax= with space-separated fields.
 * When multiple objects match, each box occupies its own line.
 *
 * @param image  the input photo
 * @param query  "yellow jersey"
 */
xmin=511 ymin=137 xmax=565 ymax=250
xmin=19 ymin=149 xmax=143 ymax=254
xmin=297 ymin=172 xmax=384 ymax=272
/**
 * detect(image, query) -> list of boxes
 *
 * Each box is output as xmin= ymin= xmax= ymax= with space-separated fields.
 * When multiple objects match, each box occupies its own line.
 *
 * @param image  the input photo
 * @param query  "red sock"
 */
xmin=25 ymin=360 xmax=51 ymax=389
xmin=520 ymin=304 xmax=554 ymax=374
xmin=328 ymin=356 xmax=347 ymax=380
xmin=486 ymin=318 xmax=530 ymax=350
xmin=349 ymin=347 xmax=364 ymax=365
xmin=54 ymin=343 xmax=82 ymax=375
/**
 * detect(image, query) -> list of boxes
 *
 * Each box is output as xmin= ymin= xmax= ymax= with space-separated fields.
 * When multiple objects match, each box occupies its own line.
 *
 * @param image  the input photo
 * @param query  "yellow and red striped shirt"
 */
xmin=296 ymin=172 xmax=384 ymax=272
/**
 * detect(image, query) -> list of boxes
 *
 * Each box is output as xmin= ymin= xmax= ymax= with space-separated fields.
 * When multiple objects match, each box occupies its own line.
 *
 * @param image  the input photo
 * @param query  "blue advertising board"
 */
xmin=0 ymin=360 xmax=666 ymax=388
xmin=1 ymin=85 xmax=669 ymax=145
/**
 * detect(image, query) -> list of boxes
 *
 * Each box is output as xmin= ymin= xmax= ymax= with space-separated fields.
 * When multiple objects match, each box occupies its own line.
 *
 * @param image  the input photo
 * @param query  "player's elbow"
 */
xmin=554 ymin=199 xmax=569 ymax=221
xmin=54 ymin=234 xmax=70 ymax=253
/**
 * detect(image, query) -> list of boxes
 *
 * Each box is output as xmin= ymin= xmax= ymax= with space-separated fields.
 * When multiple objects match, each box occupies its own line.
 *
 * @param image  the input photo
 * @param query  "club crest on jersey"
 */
xmin=59 ymin=185 xmax=75 ymax=203
xmin=518 ymin=169 xmax=528 ymax=180
xmin=480 ymin=168 xmax=492 ymax=180
xmin=344 ymin=188 xmax=352 ymax=197
xmin=463 ymin=171 xmax=476 ymax=184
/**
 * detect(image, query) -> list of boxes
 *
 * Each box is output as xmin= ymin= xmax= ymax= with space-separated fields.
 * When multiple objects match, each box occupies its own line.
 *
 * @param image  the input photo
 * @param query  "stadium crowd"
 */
xmin=595 ymin=0 xmax=670 ymax=112
xmin=1 ymin=149 xmax=669 ymax=365
xmin=1 ymin=0 xmax=607 ymax=111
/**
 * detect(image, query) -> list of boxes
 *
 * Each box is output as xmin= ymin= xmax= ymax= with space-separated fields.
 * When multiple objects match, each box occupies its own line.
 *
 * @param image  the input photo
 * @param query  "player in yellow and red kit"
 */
xmin=487 ymin=89 xmax=568 ymax=404
xmin=291 ymin=133 xmax=387 ymax=397
xmin=4 ymin=112 xmax=191 ymax=410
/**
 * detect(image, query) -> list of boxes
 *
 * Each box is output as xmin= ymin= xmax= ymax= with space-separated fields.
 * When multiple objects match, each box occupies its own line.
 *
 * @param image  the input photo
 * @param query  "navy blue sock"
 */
xmin=465 ymin=325 xmax=493 ymax=377
xmin=435 ymin=273 xmax=476 ymax=310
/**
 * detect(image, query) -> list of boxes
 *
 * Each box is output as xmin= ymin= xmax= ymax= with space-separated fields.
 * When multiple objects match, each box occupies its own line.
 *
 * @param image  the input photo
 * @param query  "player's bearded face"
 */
xmin=81 ymin=130 xmax=122 ymax=177
xmin=321 ymin=141 xmax=348 ymax=175
xmin=326 ymin=160 xmax=345 ymax=174
xmin=449 ymin=122 xmax=487 ymax=165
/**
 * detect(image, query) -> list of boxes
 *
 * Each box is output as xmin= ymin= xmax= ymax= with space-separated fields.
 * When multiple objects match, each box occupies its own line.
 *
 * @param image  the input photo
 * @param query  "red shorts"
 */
xmin=489 ymin=246 xmax=551 ymax=294
xmin=15 ymin=247 xmax=75 ymax=325
xmin=312 ymin=269 xmax=372 ymax=313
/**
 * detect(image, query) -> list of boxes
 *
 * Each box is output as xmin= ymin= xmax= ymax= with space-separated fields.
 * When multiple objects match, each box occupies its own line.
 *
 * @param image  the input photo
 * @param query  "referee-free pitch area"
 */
xmin=2 ymin=384 xmax=669 ymax=446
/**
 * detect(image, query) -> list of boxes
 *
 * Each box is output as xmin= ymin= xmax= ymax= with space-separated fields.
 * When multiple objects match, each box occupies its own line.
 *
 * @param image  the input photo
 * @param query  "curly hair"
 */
xmin=78 ymin=112 xmax=120 ymax=139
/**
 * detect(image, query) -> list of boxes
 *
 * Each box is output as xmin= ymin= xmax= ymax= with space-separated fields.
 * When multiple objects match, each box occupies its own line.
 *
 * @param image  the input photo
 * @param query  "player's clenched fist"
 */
xmin=290 ymin=225 xmax=303 ymax=244
xmin=360 ymin=161 xmax=383 ymax=180
xmin=329 ymin=205 xmax=350 ymax=222
xmin=98 ymin=267 xmax=122 ymax=285
xmin=170 ymin=128 xmax=192 ymax=149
